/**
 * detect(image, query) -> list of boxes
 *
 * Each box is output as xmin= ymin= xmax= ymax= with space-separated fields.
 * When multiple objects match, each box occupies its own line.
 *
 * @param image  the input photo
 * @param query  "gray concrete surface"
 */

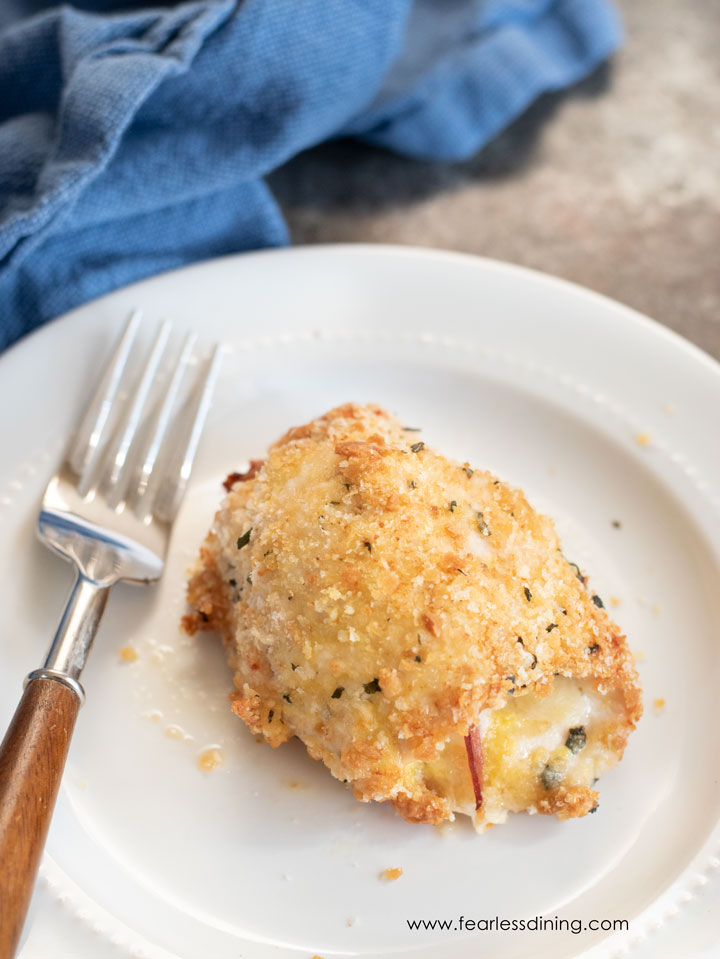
xmin=270 ymin=0 xmax=720 ymax=359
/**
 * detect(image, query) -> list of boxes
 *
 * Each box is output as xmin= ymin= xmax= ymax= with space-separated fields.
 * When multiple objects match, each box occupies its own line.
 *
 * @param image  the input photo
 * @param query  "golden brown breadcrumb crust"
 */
xmin=185 ymin=403 xmax=641 ymax=828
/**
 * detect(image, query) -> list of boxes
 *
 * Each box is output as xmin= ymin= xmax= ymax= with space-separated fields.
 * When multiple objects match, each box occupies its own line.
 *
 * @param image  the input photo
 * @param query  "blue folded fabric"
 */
xmin=0 ymin=0 xmax=622 ymax=350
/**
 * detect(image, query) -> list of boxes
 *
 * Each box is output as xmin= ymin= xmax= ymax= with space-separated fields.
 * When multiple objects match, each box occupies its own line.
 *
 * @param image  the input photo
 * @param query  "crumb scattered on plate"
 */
xmin=119 ymin=645 xmax=138 ymax=662
xmin=380 ymin=867 xmax=403 ymax=881
xmin=197 ymin=746 xmax=224 ymax=771
xmin=635 ymin=432 xmax=652 ymax=447
xmin=654 ymin=698 xmax=666 ymax=711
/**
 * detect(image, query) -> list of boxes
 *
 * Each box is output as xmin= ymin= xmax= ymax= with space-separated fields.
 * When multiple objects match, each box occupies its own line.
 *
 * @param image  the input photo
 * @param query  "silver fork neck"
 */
xmin=38 ymin=573 xmax=110 ymax=698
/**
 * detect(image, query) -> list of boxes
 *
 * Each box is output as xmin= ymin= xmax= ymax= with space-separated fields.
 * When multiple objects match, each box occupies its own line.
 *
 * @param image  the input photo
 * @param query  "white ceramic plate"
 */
xmin=3 ymin=246 xmax=720 ymax=959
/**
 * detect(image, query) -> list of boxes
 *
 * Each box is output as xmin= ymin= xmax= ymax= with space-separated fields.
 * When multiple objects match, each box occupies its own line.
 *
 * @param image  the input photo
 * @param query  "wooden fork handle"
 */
xmin=0 ymin=677 xmax=81 ymax=958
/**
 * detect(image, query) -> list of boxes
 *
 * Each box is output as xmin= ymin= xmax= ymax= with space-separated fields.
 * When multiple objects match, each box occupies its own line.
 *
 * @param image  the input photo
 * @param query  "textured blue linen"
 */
xmin=0 ymin=0 xmax=622 ymax=350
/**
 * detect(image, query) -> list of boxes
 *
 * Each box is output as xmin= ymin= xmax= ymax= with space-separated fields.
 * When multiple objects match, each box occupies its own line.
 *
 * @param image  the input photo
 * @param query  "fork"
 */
xmin=0 ymin=311 xmax=221 ymax=958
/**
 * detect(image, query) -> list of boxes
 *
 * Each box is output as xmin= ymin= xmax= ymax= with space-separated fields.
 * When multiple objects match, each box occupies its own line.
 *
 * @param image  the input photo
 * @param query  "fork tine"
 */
xmin=129 ymin=331 xmax=197 ymax=513
xmin=152 ymin=343 xmax=223 ymax=523
xmin=68 ymin=309 xmax=142 ymax=483
xmin=100 ymin=321 xmax=172 ymax=507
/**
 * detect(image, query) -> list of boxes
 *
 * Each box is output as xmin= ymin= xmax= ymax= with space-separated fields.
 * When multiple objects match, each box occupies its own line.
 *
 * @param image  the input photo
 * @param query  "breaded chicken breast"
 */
xmin=185 ymin=404 xmax=641 ymax=830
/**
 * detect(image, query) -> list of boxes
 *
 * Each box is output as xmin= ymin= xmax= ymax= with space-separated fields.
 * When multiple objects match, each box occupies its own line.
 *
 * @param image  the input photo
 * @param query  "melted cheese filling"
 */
xmin=421 ymin=677 xmax=624 ymax=828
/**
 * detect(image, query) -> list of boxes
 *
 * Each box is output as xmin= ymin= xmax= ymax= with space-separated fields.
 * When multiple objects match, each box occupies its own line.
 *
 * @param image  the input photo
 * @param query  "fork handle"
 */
xmin=0 ymin=677 xmax=81 ymax=958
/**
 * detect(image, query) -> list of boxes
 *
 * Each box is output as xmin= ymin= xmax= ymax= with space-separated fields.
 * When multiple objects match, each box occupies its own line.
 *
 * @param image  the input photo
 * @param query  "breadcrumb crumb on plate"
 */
xmin=197 ymin=746 xmax=224 ymax=771
xmin=185 ymin=404 xmax=642 ymax=832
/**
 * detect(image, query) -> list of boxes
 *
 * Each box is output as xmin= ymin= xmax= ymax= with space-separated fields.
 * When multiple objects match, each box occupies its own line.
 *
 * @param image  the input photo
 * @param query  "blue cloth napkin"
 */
xmin=0 ymin=0 xmax=622 ymax=350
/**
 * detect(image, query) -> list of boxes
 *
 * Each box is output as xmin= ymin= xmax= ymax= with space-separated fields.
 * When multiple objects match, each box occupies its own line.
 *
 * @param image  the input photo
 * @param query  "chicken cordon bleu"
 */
xmin=184 ymin=404 xmax=641 ymax=831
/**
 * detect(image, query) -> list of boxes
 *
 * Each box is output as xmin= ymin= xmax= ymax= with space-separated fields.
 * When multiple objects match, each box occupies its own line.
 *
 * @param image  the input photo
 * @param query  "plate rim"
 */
xmin=3 ymin=243 xmax=720 ymax=382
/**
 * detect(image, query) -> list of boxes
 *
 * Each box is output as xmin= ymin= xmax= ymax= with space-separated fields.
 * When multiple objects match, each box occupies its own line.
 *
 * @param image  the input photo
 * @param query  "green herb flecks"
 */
xmin=331 ymin=687 xmax=344 ymax=699
xmin=410 ymin=441 xmax=425 ymax=453
xmin=268 ymin=710 xmax=274 ymax=723
xmin=283 ymin=693 xmax=292 ymax=704
xmin=236 ymin=529 xmax=252 ymax=550
xmin=291 ymin=663 xmax=299 ymax=671
xmin=591 ymin=594 xmax=604 ymax=608
xmin=363 ymin=541 xmax=372 ymax=553
xmin=540 ymin=764 xmax=563 ymax=791
xmin=524 ymin=586 xmax=532 ymax=602
xmin=363 ymin=678 xmax=381 ymax=695
xmin=587 ymin=643 xmax=600 ymax=655
xmin=448 ymin=500 xmax=457 ymax=512
xmin=546 ymin=623 xmax=558 ymax=633
xmin=477 ymin=512 xmax=491 ymax=536
xmin=517 ymin=636 xmax=538 ymax=670
xmin=565 ymin=726 xmax=587 ymax=754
